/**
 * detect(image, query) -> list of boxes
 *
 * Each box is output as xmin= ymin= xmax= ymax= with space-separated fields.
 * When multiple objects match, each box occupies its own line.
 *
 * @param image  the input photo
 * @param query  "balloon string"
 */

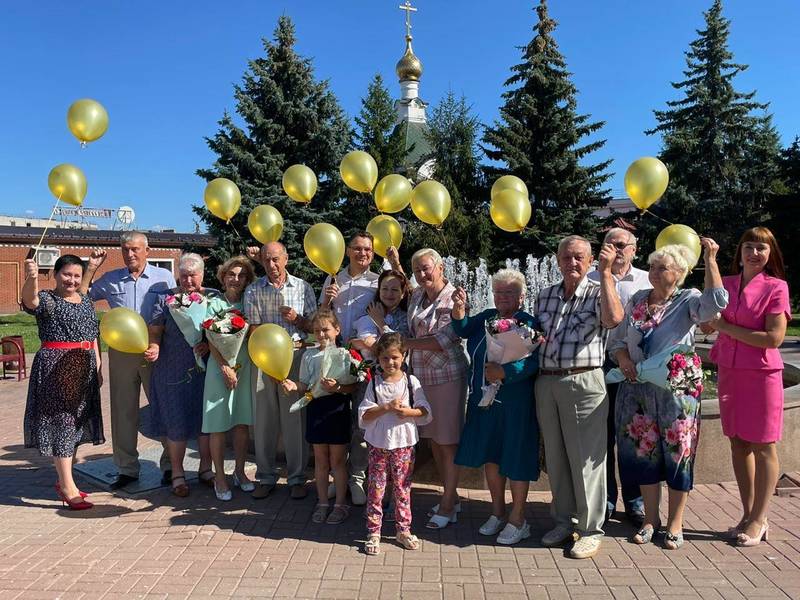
xmin=643 ymin=209 xmax=675 ymax=226
xmin=436 ymin=227 xmax=451 ymax=256
xmin=34 ymin=195 xmax=62 ymax=255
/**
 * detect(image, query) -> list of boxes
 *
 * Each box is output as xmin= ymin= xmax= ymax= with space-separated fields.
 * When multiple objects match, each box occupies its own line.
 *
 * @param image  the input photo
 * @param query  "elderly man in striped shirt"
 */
xmin=534 ymin=235 xmax=623 ymax=559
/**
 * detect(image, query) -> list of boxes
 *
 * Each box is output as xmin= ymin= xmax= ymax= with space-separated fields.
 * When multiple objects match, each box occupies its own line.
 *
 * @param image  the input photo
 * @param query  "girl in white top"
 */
xmin=358 ymin=333 xmax=432 ymax=555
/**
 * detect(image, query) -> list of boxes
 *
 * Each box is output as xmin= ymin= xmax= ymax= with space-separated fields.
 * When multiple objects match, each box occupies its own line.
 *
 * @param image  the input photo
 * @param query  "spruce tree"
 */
xmin=767 ymin=137 xmax=800 ymax=300
xmin=482 ymin=0 xmax=611 ymax=258
xmin=404 ymin=91 xmax=492 ymax=267
xmin=195 ymin=16 xmax=351 ymax=284
xmin=644 ymin=0 xmax=781 ymax=258
xmin=346 ymin=74 xmax=408 ymax=237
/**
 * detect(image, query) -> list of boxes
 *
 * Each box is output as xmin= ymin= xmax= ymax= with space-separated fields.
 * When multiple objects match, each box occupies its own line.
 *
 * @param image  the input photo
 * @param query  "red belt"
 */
xmin=42 ymin=341 xmax=95 ymax=350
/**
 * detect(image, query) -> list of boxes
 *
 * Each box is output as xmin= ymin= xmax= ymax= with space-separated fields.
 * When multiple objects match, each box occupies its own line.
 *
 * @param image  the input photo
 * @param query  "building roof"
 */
xmin=395 ymin=119 xmax=432 ymax=172
xmin=0 ymin=226 xmax=217 ymax=248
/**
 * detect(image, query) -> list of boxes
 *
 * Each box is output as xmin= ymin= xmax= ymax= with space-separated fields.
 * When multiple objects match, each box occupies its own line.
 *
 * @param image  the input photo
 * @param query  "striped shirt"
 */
xmin=535 ymin=276 xmax=610 ymax=369
xmin=243 ymin=273 xmax=316 ymax=338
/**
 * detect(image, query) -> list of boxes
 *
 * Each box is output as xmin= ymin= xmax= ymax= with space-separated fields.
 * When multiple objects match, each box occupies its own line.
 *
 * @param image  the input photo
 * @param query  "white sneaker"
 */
xmin=497 ymin=521 xmax=531 ymax=545
xmin=479 ymin=515 xmax=506 ymax=536
xmin=569 ymin=534 xmax=602 ymax=559
xmin=541 ymin=525 xmax=576 ymax=547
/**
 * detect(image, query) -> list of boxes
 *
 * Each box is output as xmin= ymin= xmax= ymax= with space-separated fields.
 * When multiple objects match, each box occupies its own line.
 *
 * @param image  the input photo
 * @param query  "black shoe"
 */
xmin=161 ymin=470 xmax=172 ymax=486
xmin=109 ymin=474 xmax=138 ymax=490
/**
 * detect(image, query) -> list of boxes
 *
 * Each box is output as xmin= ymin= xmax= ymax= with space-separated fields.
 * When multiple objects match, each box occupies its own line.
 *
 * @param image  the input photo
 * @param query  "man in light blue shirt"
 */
xmin=81 ymin=231 xmax=176 ymax=490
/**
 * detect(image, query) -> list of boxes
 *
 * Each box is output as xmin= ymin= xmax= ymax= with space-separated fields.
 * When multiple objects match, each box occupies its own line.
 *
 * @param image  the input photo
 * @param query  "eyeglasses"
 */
xmin=492 ymin=289 xmax=519 ymax=297
xmin=611 ymin=242 xmax=635 ymax=250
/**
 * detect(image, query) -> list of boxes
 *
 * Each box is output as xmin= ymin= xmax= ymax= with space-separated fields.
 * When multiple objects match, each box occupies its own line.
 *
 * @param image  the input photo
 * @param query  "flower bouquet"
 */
xmin=479 ymin=317 xmax=544 ymax=408
xmin=606 ymin=344 xmax=704 ymax=398
xmin=289 ymin=346 xmax=373 ymax=413
xmin=165 ymin=291 xmax=208 ymax=369
xmin=201 ymin=308 xmax=249 ymax=370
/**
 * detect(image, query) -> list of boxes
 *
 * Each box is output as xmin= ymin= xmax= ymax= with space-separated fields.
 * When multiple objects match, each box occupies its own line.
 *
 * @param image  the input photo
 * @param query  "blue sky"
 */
xmin=2 ymin=1 xmax=798 ymax=232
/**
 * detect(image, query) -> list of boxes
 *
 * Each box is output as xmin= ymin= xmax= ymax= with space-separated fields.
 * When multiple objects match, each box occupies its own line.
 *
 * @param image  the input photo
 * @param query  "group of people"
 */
xmin=21 ymin=224 xmax=790 ymax=558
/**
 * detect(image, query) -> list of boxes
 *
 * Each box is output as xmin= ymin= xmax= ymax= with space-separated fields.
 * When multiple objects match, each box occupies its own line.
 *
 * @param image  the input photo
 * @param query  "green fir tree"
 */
xmin=195 ymin=16 xmax=352 ymax=284
xmin=643 ymin=0 xmax=781 ymax=260
xmin=482 ymin=0 xmax=611 ymax=258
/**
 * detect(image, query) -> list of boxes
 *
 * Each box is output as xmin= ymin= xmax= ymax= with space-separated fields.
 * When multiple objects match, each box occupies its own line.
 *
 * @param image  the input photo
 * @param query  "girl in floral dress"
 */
xmin=608 ymin=240 xmax=727 ymax=549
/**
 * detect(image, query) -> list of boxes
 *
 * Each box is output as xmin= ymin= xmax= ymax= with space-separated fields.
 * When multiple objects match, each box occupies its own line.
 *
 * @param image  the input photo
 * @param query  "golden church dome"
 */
xmin=395 ymin=37 xmax=422 ymax=82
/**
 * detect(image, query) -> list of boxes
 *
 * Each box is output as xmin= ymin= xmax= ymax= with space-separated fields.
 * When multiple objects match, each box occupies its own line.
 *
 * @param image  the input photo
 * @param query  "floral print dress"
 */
xmin=609 ymin=286 xmax=728 ymax=492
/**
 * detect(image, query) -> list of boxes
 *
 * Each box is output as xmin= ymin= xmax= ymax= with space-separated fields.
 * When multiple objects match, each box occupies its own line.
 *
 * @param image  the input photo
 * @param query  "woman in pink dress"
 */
xmin=709 ymin=227 xmax=790 ymax=547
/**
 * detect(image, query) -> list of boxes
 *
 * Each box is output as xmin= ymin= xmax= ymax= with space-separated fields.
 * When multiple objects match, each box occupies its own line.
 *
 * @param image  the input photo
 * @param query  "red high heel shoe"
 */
xmin=54 ymin=485 xmax=93 ymax=510
xmin=55 ymin=482 xmax=88 ymax=499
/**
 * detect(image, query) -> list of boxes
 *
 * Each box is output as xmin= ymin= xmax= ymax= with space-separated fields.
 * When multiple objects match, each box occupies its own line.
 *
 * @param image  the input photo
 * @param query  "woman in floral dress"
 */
xmin=608 ymin=240 xmax=727 ymax=549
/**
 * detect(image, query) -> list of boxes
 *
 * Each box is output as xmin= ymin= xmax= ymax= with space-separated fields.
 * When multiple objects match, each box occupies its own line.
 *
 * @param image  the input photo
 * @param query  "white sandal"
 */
xmin=428 ymin=502 xmax=462 ymax=518
xmin=426 ymin=510 xmax=457 ymax=529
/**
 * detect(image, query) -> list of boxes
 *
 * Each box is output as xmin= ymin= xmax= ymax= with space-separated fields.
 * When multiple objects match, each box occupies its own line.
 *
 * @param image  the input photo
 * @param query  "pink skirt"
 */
xmin=418 ymin=378 xmax=467 ymax=445
xmin=718 ymin=366 xmax=784 ymax=443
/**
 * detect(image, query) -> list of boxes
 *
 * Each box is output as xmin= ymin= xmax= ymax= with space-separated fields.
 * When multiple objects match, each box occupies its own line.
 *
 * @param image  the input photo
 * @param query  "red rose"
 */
xmin=349 ymin=348 xmax=363 ymax=362
xmin=201 ymin=319 xmax=214 ymax=330
xmin=229 ymin=309 xmax=243 ymax=316
xmin=231 ymin=316 xmax=246 ymax=330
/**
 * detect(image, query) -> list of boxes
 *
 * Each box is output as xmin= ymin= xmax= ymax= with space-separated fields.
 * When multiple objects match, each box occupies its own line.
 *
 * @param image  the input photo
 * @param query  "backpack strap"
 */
xmin=406 ymin=371 xmax=415 ymax=408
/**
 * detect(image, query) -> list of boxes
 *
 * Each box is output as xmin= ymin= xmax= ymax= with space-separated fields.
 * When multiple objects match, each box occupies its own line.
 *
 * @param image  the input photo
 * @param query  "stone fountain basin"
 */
xmin=415 ymin=345 xmax=800 ymax=489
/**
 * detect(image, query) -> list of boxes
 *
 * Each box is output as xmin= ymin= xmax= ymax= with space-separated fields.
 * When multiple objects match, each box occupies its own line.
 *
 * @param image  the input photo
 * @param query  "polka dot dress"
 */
xmin=24 ymin=290 xmax=104 ymax=457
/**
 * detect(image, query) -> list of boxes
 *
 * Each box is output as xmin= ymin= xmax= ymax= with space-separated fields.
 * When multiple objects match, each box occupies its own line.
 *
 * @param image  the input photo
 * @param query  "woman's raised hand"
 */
xmin=700 ymin=237 xmax=719 ymax=261
xmin=24 ymin=258 xmax=38 ymax=279
xmin=452 ymin=287 xmax=467 ymax=308
xmin=367 ymin=301 xmax=386 ymax=327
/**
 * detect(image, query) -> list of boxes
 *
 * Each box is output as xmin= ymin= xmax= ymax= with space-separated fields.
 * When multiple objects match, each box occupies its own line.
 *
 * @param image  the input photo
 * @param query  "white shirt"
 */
xmin=358 ymin=373 xmax=432 ymax=450
xmin=588 ymin=264 xmax=651 ymax=307
xmin=320 ymin=268 xmax=380 ymax=341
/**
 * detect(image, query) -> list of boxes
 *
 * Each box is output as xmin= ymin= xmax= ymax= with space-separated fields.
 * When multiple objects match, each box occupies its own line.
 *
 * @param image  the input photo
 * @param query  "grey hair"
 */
xmin=603 ymin=228 xmax=636 ymax=246
xmin=179 ymin=252 xmax=205 ymax=274
xmin=648 ymin=244 xmax=693 ymax=286
xmin=492 ymin=269 xmax=526 ymax=295
xmin=557 ymin=235 xmax=592 ymax=256
xmin=119 ymin=231 xmax=148 ymax=247
xmin=411 ymin=248 xmax=443 ymax=270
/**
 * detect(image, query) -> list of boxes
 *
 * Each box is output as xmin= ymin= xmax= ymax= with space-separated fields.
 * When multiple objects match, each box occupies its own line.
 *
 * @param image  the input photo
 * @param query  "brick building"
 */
xmin=0 ymin=226 xmax=216 ymax=314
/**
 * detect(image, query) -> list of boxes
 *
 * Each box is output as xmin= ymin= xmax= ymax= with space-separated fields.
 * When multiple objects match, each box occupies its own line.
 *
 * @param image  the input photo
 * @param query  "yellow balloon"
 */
xmin=340 ymin=150 xmax=378 ymax=193
xmin=100 ymin=307 xmax=148 ymax=354
xmin=67 ymin=98 xmax=109 ymax=144
xmin=282 ymin=164 xmax=318 ymax=203
xmin=247 ymin=205 xmax=284 ymax=244
xmin=625 ymin=157 xmax=669 ymax=211
xmin=304 ymin=223 xmax=345 ymax=276
xmin=47 ymin=163 xmax=87 ymax=207
xmin=204 ymin=178 xmax=241 ymax=222
xmin=490 ymin=189 xmax=531 ymax=233
xmin=491 ymin=175 xmax=528 ymax=202
xmin=366 ymin=215 xmax=403 ymax=258
xmin=411 ymin=180 xmax=451 ymax=227
xmin=248 ymin=323 xmax=294 ymax=381
xmin=374 ymin=174 xmax=412 ymax=213
xmin=656 ymin=224 xmax=702 ymax=269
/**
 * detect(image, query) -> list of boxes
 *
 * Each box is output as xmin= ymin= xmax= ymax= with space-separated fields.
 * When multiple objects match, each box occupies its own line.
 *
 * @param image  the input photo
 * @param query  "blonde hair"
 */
xmin=492 ymin=269 xmax=526 ymax=295
xmin=216 ymin=255 xmax=256 ymax=288
xmin=178 ymin=252 xmax=205 ymax=274
xmin=411 ymin=248 xmax=443 ymax=270
xmin=648 ymin=244 xmax=693 ymax=286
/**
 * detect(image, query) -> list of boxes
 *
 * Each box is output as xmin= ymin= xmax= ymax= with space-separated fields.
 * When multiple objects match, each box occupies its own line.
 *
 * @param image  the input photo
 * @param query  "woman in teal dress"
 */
xmin=203 ymin=256 xmax=257 ymax=501
xmin=452 ymin=269 xmax=540 ymax=546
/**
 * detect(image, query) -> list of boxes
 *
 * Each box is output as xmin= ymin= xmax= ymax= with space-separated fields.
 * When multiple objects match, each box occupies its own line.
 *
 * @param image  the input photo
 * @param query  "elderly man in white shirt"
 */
xmin=320 ymin=231 xmax=381 ymax=505
xmin=588 ymin=227 xmax=651 ymax=527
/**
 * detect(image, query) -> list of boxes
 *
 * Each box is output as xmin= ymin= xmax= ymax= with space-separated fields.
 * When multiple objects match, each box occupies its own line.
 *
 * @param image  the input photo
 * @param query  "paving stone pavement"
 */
xmin=2 ymin=358 xmax=800 ymax=599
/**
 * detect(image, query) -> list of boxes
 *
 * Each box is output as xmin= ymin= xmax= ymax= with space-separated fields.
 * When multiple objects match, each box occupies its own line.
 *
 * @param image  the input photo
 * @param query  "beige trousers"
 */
xmin=108 ymin=349 xmax=169 ymax=477
xmin=251 ymin=349 xmax=308 ymax=486
xmin=535 ymin=368 xmax=608 ymax=536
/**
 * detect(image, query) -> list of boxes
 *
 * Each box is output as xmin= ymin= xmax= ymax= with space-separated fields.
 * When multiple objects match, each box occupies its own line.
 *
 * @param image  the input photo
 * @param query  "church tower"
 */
xmin=394 ymin=1 xmax=433 ymax=180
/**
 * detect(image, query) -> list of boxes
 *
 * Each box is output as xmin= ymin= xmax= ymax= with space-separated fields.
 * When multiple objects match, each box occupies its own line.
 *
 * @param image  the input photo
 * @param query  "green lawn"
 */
xmin=0 ymin=312 xmax=108 ymax=354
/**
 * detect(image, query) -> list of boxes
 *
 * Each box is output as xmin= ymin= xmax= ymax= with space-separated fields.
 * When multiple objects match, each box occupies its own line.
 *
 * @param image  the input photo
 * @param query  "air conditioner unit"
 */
xmin=34 ymin=247 xmax=60 ymax=268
